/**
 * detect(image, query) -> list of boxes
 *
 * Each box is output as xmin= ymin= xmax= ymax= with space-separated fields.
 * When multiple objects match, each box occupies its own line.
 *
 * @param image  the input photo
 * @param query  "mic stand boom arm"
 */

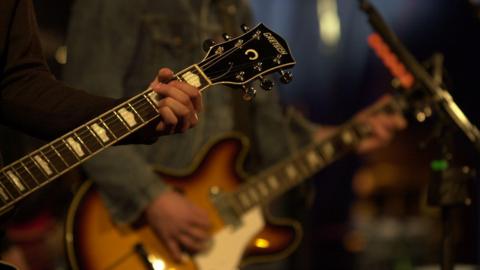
xmin=359 ymin=0 xmax=480 ymax=153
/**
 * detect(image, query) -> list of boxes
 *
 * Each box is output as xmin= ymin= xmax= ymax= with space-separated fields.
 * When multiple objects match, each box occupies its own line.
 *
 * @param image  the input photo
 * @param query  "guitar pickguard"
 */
xmin=195 ymin=207 xmax=264 ymax=270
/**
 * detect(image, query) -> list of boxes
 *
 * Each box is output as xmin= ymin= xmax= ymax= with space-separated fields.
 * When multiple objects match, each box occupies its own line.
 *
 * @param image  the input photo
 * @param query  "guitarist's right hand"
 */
xmin=145 ymin=190 xmax=212 ymax=262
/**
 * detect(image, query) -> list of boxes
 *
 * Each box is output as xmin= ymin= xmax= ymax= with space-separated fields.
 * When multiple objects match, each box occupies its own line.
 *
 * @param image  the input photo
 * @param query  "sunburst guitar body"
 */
xmin=65 ymin=134 xmax=301 ymax=270
xmin=65 ymin=91 xmax=407 ymax=270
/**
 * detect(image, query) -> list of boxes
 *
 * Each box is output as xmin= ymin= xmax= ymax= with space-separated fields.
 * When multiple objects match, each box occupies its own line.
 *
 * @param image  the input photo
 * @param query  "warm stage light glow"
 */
xmin=317 ymin=0 xmax=341 ymax=47
xmin=148 ymin=256 xmax=166 ymax=270
xmin=255 ymin=238 xmax=270 ymax=248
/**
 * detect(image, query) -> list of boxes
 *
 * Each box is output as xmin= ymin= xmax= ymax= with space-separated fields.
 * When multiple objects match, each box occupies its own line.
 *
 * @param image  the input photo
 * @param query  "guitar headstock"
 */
xmin=198 ymin=23 xmax=296 ymax=100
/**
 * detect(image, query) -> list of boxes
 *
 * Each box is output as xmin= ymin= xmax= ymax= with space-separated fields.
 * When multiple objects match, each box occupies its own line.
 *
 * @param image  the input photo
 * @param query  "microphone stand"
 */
xmin=358 ymin=1 xmax=479 ymax=269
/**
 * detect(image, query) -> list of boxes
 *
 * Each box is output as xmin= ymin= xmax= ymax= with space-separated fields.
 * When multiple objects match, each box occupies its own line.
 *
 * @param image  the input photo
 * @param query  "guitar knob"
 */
xmin=202 ymin=39 xmax=216 ymax=52
xmin=241 ymin=24 xmax=250 ymax=32
xmin=279 ymin=70 xmax=293 ymax=84
xmin=222 ymin=33 xmax=232 ymax=40
xmin=242 ymin=86 xmax=256 ymax=101
xmin=260 ymin=78 xmax=274 ymax=91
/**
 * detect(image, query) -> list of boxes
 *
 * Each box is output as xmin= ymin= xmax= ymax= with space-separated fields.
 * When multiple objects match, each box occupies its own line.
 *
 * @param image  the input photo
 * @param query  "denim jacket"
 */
xmin=64 ymin=0 xmax=313 ymax=224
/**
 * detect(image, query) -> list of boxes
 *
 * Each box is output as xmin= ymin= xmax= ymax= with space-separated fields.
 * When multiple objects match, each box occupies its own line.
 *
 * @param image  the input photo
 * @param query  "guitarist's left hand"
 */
xmin=355 ymin=95 xmax=407 ymax=153
xmin=145 ymin=190 xmax=212 ymax=262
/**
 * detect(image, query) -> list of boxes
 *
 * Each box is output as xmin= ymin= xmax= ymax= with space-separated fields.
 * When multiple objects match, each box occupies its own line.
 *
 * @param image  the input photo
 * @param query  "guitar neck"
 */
xmin=228 ymin=96 xmax=407 ymax=215
xmin=0 ymin=65 xmax=211 ymax=213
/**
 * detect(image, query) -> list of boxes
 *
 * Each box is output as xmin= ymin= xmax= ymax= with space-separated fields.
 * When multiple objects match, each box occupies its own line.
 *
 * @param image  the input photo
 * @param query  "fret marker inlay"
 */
xmin=258 ymin=182 xmax=269 ymax=196
xmin=66 ymin=137 xmax=85 ymax=157
xmin=341 ymin=131 xmax=354 ymax=145
xmin=91 ymin=123 xmax=110 ymax=143
xmin=6 ymin=171 xmax=25 ymax=192
xmin=0 ymin=187 xmax=8 ymax=201
xmin=267 ymin=176 xmax=279 ymax=190
xmin=117 ymin=108 xmax=137 ymax=127
xmin=147 ymin=92 xmax=161 ymax=106
xmin=322 ymin=143 xmax=335 ymax=160
xmin=33 ymin=155 xmax=53 ymax=175
xmin=181 ymin=71 xmax=201 ymax=88
xmin=307 ymin=150 xmax=322 ymax=167
xmin=286 ymin=165 xmax=298 ymax=179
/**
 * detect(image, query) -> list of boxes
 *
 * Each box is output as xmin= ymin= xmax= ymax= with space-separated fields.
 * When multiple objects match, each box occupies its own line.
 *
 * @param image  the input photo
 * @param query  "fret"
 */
xmin=13 ymin=163 xmax=37 ymax=188
xmin=319 ymin=141 xmax=335 ymax=161
xmin=24 ymin=157 xmax=48 ymax=183
xmin=257 ymin=182 xmax=269 ymax=197
xmin=5 ymin=169 xmax=26 ymax=192
xmin=354 ymin=123 xmax=372 ymax=139
xmin=127 ymin=103 xmax=145 ymax=122
xmin=52 ymin=141 xmax=79 ymax=166
xmin=266 ymin=175 xmax=279 ymax=190
xmin=98 ymin=118 xmax=118 ymax=139
xmin=306 ymin=148 xmax=323 ymax=168
xmin=18 ymin=161 xmax=39 ymax=186
xmin=285 ymin=164 xmax=299 ymax=181
xmin=113 ymin=111 xmax=132 ymax=131
xmin=227 ymin=194 xmax=244 ymax=216
xmin=135 ymin=96 xmax=159 ymax=121
xmin=32 ymin=154 xmax=54 ymax=176
xmin=0 ymin=174 xmax=20 ymax=197
xmin=178 ymin=65 xmax=211 ymax=88
xmin=0 ymin=183 xmax=10 ymax=202
xmin=86 ymin=126 xmax=106 ymax=147
xmin=292 ymin=157 xmax=310 ymax=180
xmin=91 ymin=121 xmax=114 ymax=143
xmin=117 ymin=107 xmax=139 ymax=128
xmin=146 ymin=92 xmax=161 ymax=108
xmin=64 ymin=137 xmax=85 ymax=159
xmin=79 ymin=128 xmax=103 ymax=153
xmin=340 ymin=129 xmax=356 ymax=145
xmin=101 ymin=114 xmax=129 ymax=138
xmin=143 ymin=94 xmax=160 ymax=113
xmin=38 ymin=151 xmax=59 ymax=174
xmin=238 ymin=192 xmax=251 ymax=209
xmin=47 ymin=146 xmax=69 ymax=172
xmin=73 ymin=132 xmax=92 ymax=155
xmin=248 ymin=187 xmax=259 ymax=203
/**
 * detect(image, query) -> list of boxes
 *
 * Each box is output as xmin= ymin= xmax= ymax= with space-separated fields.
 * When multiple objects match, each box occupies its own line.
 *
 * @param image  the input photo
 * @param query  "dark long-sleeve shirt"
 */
xmin=0 ymin=0 xmax=119 ymax=140
xmin=0 ymin=0 xmax=157 ymax=147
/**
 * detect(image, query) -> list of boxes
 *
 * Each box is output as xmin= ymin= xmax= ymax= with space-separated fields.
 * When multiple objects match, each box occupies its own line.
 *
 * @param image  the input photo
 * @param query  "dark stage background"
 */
xmin=1 ymin=0 xmax=479 ymax=269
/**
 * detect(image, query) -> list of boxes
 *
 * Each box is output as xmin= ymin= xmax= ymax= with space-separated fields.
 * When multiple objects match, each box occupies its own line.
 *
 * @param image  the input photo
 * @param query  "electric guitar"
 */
xmin=0 ymin=23 xmax=294 ymax=269
xmin=65 ymin=96 xmax=408 ymax=270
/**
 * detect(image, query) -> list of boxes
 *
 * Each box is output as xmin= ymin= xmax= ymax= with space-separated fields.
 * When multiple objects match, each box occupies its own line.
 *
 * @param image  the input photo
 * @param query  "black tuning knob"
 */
xmin=222 ymin=33 xmax=232 ymax=40
xmin=241 ymin=24 xmax=250 ymax=32
xmin=279 ymin=70 xmax=293 ymax=84
xmin=260 ymin=78 xmax=274 ymax=91
xmin=202 ymin=39 xmax=216 ymax=52
xmin=242 ymin=85 xmax=256 ymax=101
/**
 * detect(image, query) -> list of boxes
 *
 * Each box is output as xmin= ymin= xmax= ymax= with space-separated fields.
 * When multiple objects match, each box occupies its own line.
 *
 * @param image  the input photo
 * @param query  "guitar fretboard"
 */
xmin=0 ymin=65 xmax=210 ymax=212
xmin=226 ymin=97 xmax=406 ymax=215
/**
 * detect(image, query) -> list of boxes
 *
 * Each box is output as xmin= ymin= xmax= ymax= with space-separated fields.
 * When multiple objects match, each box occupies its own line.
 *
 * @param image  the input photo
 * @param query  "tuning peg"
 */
xmin=222 ymin=33 xmax=232 ymax=41
xmin=241 ymin=24 xmax=250 ymax=32
xmin=242 ymin=85 xmax=256 ymax=101
xmin=279 ymin=70 xmax=293 ymax=84
xmin=260 ymin=77 xmax=274 ymax=91
xmin=202 ymin=39 xmax=216 ymax=52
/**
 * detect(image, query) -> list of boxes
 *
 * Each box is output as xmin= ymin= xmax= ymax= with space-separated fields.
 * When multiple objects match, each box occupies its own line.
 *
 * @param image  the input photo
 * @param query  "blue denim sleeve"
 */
xmin=64 ymin=0 xmax=169 ymax=224
xmin=252 ymin=85 xmax=314 ymax=168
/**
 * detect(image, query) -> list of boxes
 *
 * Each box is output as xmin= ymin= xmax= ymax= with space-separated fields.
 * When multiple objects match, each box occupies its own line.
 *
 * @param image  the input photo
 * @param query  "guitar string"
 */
xmin=0 ymin=31 xmax=276 ymax=202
